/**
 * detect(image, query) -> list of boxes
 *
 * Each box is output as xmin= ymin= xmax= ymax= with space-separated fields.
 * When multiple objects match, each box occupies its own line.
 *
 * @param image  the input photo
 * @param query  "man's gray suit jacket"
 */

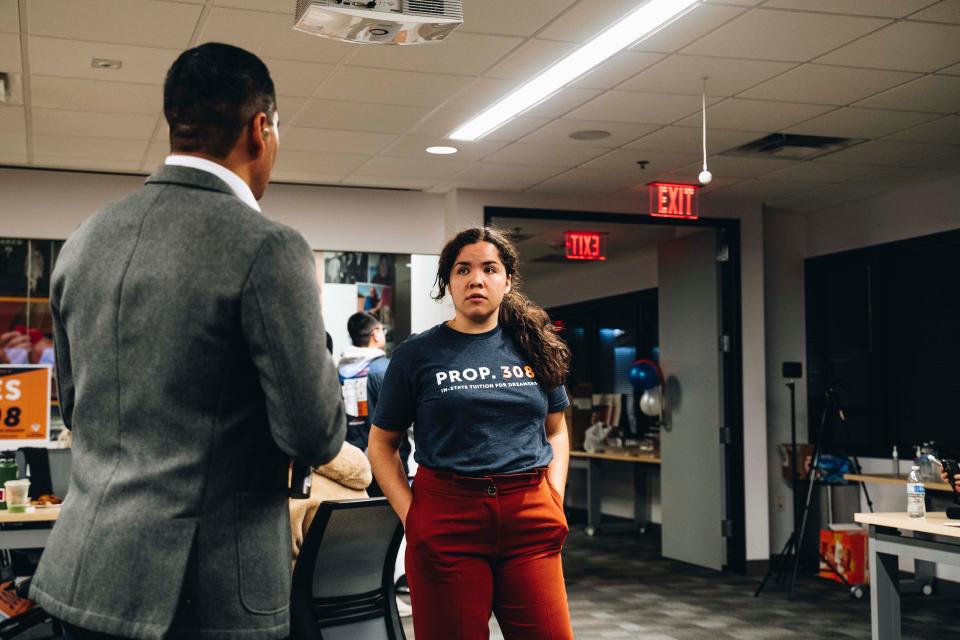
xmin=30 ymin=165 xmax=347 ymax=640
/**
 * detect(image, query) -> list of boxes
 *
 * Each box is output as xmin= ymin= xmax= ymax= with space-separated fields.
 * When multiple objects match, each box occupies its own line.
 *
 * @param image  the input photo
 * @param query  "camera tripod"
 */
xmin=755 ymin=384 xmax=874 ymax=599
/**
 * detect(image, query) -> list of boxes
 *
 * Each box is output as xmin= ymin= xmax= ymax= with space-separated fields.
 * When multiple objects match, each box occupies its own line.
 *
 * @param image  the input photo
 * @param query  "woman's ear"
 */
xmin=505 ymin=273 xmax=512 ymax=294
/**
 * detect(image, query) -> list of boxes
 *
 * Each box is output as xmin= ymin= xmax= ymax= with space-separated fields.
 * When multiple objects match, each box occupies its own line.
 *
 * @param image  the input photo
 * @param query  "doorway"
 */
xmin=485 ymin=206 xmax=746 ymax=574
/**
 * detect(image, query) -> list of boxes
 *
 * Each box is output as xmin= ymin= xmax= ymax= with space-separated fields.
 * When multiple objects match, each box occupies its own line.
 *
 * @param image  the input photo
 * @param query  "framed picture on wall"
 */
xmin=324 ymin=251 xmax=368 ymax=284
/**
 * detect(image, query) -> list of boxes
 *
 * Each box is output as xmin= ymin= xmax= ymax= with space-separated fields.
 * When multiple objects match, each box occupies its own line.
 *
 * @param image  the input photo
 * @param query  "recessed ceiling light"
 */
xmin=569 ymin=130 xmax=611 ymax=141
xmin=426 ymin=146 xmax=458 ymax=155
xmin=449 ymin=0 xmax=699 ymax=141
xmin=91 ymin=58 xmax=122 ymax=70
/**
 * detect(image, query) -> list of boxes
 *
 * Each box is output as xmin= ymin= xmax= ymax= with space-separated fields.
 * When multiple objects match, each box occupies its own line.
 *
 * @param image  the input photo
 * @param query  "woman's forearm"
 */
xmin=546 ymin=421 xmax=569 ymax=499
xmin=368 ymin=425 xmax=414 ymax=525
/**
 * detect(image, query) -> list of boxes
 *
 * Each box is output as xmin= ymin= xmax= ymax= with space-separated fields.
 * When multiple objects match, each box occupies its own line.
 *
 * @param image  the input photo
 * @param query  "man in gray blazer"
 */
xmin=30 ymin=43 xmax=346 ymax=640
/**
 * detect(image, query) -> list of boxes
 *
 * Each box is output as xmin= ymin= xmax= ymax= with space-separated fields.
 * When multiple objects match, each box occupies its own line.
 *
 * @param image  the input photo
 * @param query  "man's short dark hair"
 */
xmin=347 ymin=312 xmax=380 ymax=347
xmin=164 ymin=42 xmax=276 ymax=158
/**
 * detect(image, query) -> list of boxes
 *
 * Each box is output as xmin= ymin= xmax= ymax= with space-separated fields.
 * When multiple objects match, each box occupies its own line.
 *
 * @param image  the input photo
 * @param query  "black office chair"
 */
xmin=290 ymin=498 xmax=406 ymax=640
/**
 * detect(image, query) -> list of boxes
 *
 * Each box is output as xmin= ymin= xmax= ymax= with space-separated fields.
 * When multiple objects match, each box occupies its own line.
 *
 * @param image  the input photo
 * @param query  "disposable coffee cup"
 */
xmin=4 ymin=479 xmax=30 ymax=513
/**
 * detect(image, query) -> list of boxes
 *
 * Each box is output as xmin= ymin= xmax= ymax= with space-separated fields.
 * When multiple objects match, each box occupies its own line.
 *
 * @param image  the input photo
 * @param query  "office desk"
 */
xmin=568 ymin=450 xmax=660 ymax=536
xmin=844 ymin=473 xmax=953 ymax=493
xmin=854 ymin=512 xmax=960 ymax=640
xmin=0 ymin=507 xmax=60 ymax=550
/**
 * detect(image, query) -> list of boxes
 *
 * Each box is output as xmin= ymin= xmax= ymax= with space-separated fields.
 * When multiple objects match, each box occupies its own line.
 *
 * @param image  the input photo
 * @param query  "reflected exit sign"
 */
xmin=649 ymin=182 xmax=700 ymax=219
xmin=564 ymin=231 xmax=606 ymax=261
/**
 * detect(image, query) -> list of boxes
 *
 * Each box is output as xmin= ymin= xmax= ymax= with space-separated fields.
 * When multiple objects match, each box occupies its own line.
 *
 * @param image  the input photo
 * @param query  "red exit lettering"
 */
xmin=564 ymin=231 xmax=605 ymax=261
xmin=649 ymin=182 xmax=700 ymax=219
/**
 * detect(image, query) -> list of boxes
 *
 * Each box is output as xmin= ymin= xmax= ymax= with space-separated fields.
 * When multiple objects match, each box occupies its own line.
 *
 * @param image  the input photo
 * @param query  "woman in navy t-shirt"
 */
xmin=369 ymin=227 xmax=573 ymax=640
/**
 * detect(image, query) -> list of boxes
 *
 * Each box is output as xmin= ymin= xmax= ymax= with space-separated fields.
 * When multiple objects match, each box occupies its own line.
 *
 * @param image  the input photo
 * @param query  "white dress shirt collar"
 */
xmin=164 ymin=155 xmax=261 ymax=212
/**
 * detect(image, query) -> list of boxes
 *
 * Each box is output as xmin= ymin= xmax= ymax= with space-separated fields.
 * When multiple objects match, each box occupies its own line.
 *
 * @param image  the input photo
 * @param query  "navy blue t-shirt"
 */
xmin=372 ymin=323 xmax=569 ymax=475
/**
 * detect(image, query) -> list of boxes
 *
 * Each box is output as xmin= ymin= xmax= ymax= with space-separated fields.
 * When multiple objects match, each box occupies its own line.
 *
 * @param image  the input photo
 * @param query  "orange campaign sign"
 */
xmin=0 ymin=366 xmax=51 ymax=441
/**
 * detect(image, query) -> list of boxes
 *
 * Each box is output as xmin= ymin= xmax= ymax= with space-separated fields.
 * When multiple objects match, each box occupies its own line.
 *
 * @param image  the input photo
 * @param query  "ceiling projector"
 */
xmin=294 ymin=0 xmax=464 ymax=45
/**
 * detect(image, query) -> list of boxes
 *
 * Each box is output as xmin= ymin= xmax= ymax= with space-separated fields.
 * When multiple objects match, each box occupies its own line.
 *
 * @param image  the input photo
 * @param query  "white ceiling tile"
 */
xmin=28 ymin=0 xmax=201 ymax=49
xmin=274 ymin=150 xmax=371 ymax=174
xmin=279 ymin=127 xmax=397 ymax=155
xmin=761 ymin=161 xmax=880 ymax=183
xmin=854 ymin=74 xmax=960 ymax=113
xmin=266 ymin=59 xmax=335 ymax=98
xmin=354 ymin=156 xmax=473 ymax=179
xmin=0 ymin=0 xmax=17 ymax=34
xmin=29 ymin=37 xmax=179 ymax=84
xmin=380 ymin=136 xmax=503 ymax=162
xmin=626 ymin=126 xmax=759 ymax=155
xmin=320 ymin=67 xmax=471 ymax=108
xmin=565 ymin=91 xmax=710 ymax=125
xmin=460 ymin=0 xmax=576 ymax=37
xmin=340 ymin=176 xmax=440 ymax=190
xmin=32 ymin=134 xmax=147 ymax=160
xmin=347 ymin=31 xmax=523 ymax=76
xmin=538 ymin=0 xmax=654 ymax=43
xmin=905 ymin=146 xmax=960 ymax=169
xmin=909 ymin=0 xmax=960 ymax=24
xmin=883 ymin=115 xmax=960 ymax=144
xmin=141 ymin=140 xmax=169 ymax=170
xmin=33 ymin=108 xmax=157 ymax=139
xmin=813 ymin=140 xmax=954 ymax=165
xmin=480 ymin=142 xmax=607 ymax=168
xmin=705 ymin=179 xmax=812 ymax=201
xmin=485 ymin=38 xmax=578 ymax=81
xmin=816 ymin=21 xmax=960 ymax=72
xmin=32 ymin=156 xmax=143 ymax=171
xmin=570 ymin=51 xmax=665 ymax=90
xmin=276 ymin=97 xmax=308 ymax=122
xmin=200 ymin=7 xmax=351 ymax=64
xmin=769 ymin=181 xmax=894 ymax=211
xmin=291 ymin=99 xmax=430 ymax=134
xmin=30 ymin=76 xmax=160 ymax=114
xmin=270 ymin=171 xmax=345 ymax=186
xmin=685 ymin=154 xmax=798 ymax=179
xmin=739 ymin=64 xmax=921 ymax=106
xmin=764 ymin=0 xmax=936 ymax=18
xmin=785 ymin=107 xmax=941 ymax=138
xmin=682 ymin=9 xmax=889 ymax=62
xmin=444 ymin=77 xmax=519 ymax=111
xmin=427 ymin=180 xmax=529 ymax=193
xmin=0 ymin=32 xmax=21 ymax=73
xmin=213 ymin=0 xmax=290 ymax=12
xmin=0 ymin=106 xmax=24 ymax=134
xmin=0 ymin=131 xmax=27 ymax=157
xmin=453 ymin=163 xmax=565 ymax=185
xmin=528 ymin=169 xmax=647 ymax=194
xmin=630 ymin=3 xmax=748 ymax=54
xmin=673 ymin=98 xmax=835 ymax=132
xmin=619 ymin=55 xmax=793 ymax=97
xmin=520 ymin=120 xmax=659 ymax=148
xmin=842 ymin=165 xmax=956 ymax=189
xmin=524 ymin=88 xmax=602 ymax=119
xmin=483 ymin=116 xmax=552 ymax=143
xmin=581 ymin=148 xmax=699 ymax=173
xmin=938 ymin=62 xmax=960 ymax=75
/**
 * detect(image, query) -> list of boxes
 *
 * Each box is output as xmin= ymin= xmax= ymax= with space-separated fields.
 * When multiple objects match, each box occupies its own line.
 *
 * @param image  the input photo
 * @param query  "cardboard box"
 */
xmin=819 ymin=526 xmax=868 ymax=585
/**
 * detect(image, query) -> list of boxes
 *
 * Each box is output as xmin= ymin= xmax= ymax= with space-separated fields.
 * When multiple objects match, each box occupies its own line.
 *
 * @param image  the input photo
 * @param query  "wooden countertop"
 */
xmin=0 ymin=506 xmax=61 ymax=524
xmin=855 ymin=512 xmax=960 ymax=539
xmin=844 ymin=473 xmax=954 ymax=493
xmin=570 ymin=450 xmax=661 ymax=464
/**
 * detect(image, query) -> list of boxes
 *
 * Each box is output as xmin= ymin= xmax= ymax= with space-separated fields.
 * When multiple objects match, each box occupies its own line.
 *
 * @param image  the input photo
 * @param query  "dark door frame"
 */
xmin=484 ymin=206 xmax=746 ymax=574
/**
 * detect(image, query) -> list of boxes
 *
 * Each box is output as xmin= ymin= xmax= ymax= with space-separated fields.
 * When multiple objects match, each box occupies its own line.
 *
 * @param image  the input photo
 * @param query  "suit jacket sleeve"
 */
xmin=241 ymin=227 xmax=346 ymax=466
xmin=50 ymin=290 xmax=75 ymax=429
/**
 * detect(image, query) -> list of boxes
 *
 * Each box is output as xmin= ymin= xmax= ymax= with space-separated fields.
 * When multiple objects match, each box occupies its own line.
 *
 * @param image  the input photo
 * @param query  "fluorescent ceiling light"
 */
xmin=449 ymin=0 xmax=700 ymax=141
xmin=426 ymin=146 xmax=459 ymax=155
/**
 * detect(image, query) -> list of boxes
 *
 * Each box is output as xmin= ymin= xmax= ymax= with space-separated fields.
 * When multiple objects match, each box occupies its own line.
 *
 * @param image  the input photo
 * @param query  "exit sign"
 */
xmin=564 ymin=231 xmax=606 ymax=261
xmin=649 ymin=182 xmax=700 ymax=219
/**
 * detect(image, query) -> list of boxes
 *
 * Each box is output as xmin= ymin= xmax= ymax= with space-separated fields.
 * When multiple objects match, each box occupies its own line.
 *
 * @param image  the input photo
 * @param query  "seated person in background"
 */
xmin=289 ymin=442 xmax=372 ymax=562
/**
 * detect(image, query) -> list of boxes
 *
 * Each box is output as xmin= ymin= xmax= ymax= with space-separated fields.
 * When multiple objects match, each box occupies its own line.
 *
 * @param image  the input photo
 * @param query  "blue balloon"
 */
xmin=628 ymin=361 xmax=659 ymax=391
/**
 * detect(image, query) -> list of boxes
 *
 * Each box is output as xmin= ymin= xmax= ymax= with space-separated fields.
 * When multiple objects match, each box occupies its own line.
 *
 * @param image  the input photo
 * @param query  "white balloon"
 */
xmin=699 ymin=169 xmax=713 ymax=185
xmin=640 ymin=387 xmax=662 ymax=417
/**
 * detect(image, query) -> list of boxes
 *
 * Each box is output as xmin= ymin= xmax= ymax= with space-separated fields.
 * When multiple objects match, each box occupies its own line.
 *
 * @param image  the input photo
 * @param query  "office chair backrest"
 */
xmin=15 ymin=448 xmax=71 ymax=500
xmin=290 ymin=497 xmax=405 ymax=640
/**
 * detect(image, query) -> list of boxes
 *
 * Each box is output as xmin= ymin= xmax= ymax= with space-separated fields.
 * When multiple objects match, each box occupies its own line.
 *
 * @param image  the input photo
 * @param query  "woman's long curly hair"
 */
xmin=433 ymin=227 xmax=571 ymax=389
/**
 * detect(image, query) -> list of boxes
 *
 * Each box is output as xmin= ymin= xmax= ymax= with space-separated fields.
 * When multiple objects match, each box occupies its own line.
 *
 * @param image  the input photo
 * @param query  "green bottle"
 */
xmin=0 ymin=452 xmax=18 ymax=510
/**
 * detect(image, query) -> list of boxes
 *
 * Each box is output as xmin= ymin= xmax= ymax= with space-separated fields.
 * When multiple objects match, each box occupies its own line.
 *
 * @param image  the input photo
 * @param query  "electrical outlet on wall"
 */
xmin=775 ymin=494 xmax=786 ymax=513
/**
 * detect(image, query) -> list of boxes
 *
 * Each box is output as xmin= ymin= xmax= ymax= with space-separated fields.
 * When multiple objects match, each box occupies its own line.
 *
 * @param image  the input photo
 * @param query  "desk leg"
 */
xmin=586 ymin=458 xmax=603 ymax=537
xmin=869 ymin=526 xmax=901 ymax=640
xmin=633 ymin=463 xmax=649 ymax=535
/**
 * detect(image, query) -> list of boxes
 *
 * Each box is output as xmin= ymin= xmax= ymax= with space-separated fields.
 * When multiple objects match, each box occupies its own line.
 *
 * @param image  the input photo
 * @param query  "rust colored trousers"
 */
xmin=404 ymin=466 xmax=573 ymax=640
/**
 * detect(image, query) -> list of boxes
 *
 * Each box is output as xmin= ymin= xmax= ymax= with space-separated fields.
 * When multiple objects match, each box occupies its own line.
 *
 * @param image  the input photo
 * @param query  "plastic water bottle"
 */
xmin=907 ymin=465 xmax=925 ymax=518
